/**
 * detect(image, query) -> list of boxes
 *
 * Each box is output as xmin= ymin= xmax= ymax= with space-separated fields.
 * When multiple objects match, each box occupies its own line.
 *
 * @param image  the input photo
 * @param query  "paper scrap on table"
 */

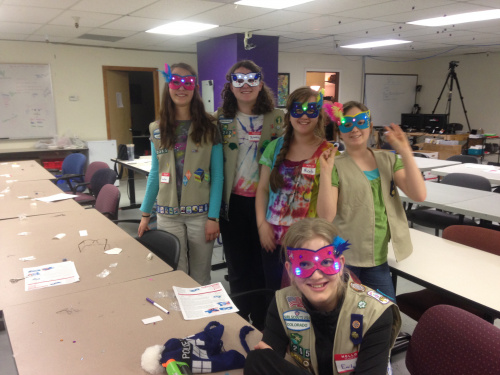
xmin=19 ymin=256 xmax=36 ymax=261
xmin=35 ymin=193 xmax=77 ymax=203
xmin=0 ymin=194 xmax=4 ymax=197
xmin=53 ymin=233 xmax=66 ymax=240
xmin=79 ymin=230 xmax=88 ymax=237
xmin=7 ymin=180 xmax=17 ymax=183
xmin=11 ymin=164 xmax=20 ymax=168
xmin=104 ymin=248 xmax=122 ymax=255
xmin=18 ymin=232 xmax=29 ymax=236
xmin=142 ymin=316 xmax=163 ymax=325
xmin=23 ymin=261 xmax=80 ymax=291
xmin=17 ymin=196 xmax=30 ymax=199
xmin=0 ymin=174 xmax=11 ymax=177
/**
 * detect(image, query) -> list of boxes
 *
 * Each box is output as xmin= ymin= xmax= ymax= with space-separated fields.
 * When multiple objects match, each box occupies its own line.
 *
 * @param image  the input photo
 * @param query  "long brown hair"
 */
xmin=219 ymin=60 xmax=275 ymax=118
xmin=158 ymin=63 xmax=216 ymax=149
xmin=269 ymin=86 xmax=325 ymax=192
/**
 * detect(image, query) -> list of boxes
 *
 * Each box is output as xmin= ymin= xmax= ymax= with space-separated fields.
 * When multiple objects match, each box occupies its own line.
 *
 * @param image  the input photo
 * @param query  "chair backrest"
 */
xmin=443 ymin=225 xmax=500 ymax=256
xmin=406 ymin=304 xmax=500 ymax=374
xmin=61 ymin=153 xmax=87 ymax=175
xmin=413 ymin=152 xmax=430 ymax=158
xmin=441 ymin=172 xmax=491 ymax=191
xmin=89 ymin=168 xmax=117 ymax=198
xmin=137 ymin=230 xmax=181 ymax=270
xmin=94 ymin=184 xmax=120 ymax=220
xmin=84 ymin=162 xmax=109 ymax=184
xmin=446 ymin=155 xmax=479 ymax=164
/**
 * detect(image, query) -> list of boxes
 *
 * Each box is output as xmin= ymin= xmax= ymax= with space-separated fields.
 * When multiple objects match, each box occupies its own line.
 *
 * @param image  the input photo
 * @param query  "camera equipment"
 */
xmin=432 ymin=61 xmax=471 ymax=132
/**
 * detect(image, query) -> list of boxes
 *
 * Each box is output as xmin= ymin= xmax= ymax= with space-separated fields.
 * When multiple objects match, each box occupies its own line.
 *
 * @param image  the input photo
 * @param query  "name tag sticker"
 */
xmin=161 ymin=173 xmax=170 ymax=184
xmin=283 ymin=310 xmax=311 ymax=331
xmin=248 ymin=131 xmax=261 ymax=142
xmin=335 ymin=351 xmax=358 ymax=373
xmin=302 ymin=163 xmax=316 ymax=175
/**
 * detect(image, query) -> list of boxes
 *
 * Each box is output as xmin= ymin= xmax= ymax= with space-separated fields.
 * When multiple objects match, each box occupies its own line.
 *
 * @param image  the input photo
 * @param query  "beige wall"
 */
xmin=1 ymin=40 xmax=499 ymax=153
xmin=0 ymin=40 xmax=196 ymax=150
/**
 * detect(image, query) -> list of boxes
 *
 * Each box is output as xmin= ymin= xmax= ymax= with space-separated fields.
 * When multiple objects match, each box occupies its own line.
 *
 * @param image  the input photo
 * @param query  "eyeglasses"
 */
xmin=168 ymin=74 xmax=197 ymax=90
xmin=230 ymin=72 xmax=262 ymax=87
xmin=78 ymin=238 xmax=108 ymax=252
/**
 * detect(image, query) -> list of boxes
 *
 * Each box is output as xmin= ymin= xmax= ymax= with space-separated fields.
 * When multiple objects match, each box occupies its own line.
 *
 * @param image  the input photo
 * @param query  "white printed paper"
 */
xmin=53 ymin=233 xmax=66 ymax=240
xmin=35 ymin=193 xmax=77 ymax=202
xmin=79 ymin=230 xmax=88 ymax=237
xmin=173 ymin=282 xmax=238 ymax=320
xmin=23 ymin=261 xmax=80 ymax=291
xmin=104 ymin=248 xmax=122 ymax=255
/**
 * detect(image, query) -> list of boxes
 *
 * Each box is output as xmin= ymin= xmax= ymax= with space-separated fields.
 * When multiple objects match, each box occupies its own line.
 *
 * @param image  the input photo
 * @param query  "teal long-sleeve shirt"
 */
xmin=140 ymin=141 xmax=223 ymax=219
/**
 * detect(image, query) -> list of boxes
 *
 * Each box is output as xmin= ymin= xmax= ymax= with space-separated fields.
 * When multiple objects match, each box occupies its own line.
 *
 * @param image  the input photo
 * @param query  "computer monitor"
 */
xmin=401 ymin=113 xmax=424 ymax=132
xmin=422 ymin=114 xmax=448 ymax=133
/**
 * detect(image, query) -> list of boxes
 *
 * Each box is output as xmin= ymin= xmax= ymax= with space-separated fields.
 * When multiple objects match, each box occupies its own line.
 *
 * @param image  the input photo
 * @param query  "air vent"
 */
xmin=78 ymin=34 xmax=125 ymax=42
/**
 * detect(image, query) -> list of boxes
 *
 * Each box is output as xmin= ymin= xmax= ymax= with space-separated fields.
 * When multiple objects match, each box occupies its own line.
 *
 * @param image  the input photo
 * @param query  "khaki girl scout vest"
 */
xmin=149 ymin=121 xmax=214 ymax=216
xmin=216 ymin=108 xmax=284 ymax=219
xmin=276 ymin=275 xmax=401 ymax=375
xmin=333 ymin=150 xmax=412 ymax=267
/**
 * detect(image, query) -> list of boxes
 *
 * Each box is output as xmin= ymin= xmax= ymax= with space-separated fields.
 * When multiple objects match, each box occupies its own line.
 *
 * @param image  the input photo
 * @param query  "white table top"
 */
xmin=0 ymin=160 xmax=55 ymax=182
xmin=412 ymin=158 xmax=461 ymax=172
xmin=431 ymin=163 xmax=500 ymax=184
xmin=447 ymin=193 xmax=500 ymax=222
xmin=399 ymin=180 xmax=494 ymax=207
xmin=112 ymin=158 xmax=151 ymax=173
xmin=388 ymin=229 xmax=500 ymax=314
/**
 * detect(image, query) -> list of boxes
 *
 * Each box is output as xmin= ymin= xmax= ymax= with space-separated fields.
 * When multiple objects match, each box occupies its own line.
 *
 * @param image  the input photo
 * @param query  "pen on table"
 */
xmin=146 ymin=297 xmax=169 ymax=314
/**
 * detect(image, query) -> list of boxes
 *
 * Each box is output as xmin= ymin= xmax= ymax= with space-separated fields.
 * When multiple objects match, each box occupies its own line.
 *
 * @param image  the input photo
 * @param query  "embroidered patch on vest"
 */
xmin=186 ymin=170 xmax=191 ymax=180
xmin=219 ymin=117 xmax=233 ymax=125
xmin=157 ymin=148 xmax=168 ymax=154
xmin=350 ymin=314 xmax=363 ymax=345
xmin=286 ymin=296 xmax=304 ymax=308
xmin=194 ymin=168 xmax=204 ymax=182
xmin=290 ymin=333 xmax=302 ymax=345
xmin=357 ymin=301 xmax=367 ymax=309
xmin=390 ymin=179 xmax=396 ymax=197
xmin=153 ymin=129 xmax=161 ymax=139
xmin=276 ymin=116 xmax=283 ymax=124
xmin=367 ymin=290 xmax=390 ymax=304
xmin=350 ymin=282 xmax=366 ymax=292
xmin=229 ymin=142 xmax=238 ymax=150
xmin=283 ymin=310 xmax=310 ymax=331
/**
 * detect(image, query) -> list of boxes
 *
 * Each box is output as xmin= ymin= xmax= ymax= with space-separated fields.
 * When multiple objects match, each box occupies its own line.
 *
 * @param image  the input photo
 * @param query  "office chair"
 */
xmin=74 ymin=168 xmax=117 ymax=206
xmin=397 ymin=225 xmax=500 ymax=323
xmin=68 ymin=161 xmax=109 ymax=194
xmin=94 ymin=184 xmax=121 ymax=221
xmin=446 ymin=155 xmax=479 ymax=164
xmin=406 ymin=305 xmax=500 ymax=375
xmin=406 ymin=173 xmax=491 ymax=236
xmin=52 ymin=153 xmax=87 ymax=192
xmin=137 ymin=230 xmax=181 ymax=270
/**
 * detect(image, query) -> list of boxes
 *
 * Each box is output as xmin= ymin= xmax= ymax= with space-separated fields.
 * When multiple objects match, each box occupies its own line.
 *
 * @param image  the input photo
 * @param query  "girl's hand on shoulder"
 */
xmin=138 ymin=216 xmax=151 ymax=238
xmin=254 ymin=341 xmax=272 ymax=350
xmin=320 ymin=146 xmax=337 ymax=173
xmin=205 ymin=219 xmax=220 ymax=242
xmin=258 ymin=221 xmax=276 ymax=253
xmin=384 ymin=123 xmax=412 ymax=154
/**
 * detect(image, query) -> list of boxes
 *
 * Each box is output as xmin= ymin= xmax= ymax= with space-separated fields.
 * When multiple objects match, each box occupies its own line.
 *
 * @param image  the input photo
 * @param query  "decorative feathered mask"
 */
xmin=323 ymin=101 xmax=344 ymax=126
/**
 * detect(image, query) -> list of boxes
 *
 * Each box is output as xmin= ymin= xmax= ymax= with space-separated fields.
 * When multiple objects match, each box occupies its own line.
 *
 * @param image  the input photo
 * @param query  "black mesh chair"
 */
xmin=447 ymin=155 xmax=479 ymax=164
xmin=137 ymin=230 xmax=181 ymax=270
xmin=406 ymin=173 xmax=491 ymax=236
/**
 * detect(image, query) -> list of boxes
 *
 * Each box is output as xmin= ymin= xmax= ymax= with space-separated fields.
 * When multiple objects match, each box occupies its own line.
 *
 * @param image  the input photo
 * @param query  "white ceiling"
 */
xmin=1 ymin=0 xmax=500 ymax=58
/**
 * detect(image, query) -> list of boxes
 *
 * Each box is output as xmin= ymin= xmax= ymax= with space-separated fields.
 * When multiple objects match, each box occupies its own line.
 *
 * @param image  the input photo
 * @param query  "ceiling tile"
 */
xmin=0 ymin=21 xmax=41 ymax=34
xmin=186 ymin=3 xmax=273 ymax=25
xmin=233 ymin=9 xmax=316 ymax=30
xmin=0 ymin=5 xmax=63 ymax=23
xmin=71 ymin=0 xmax=158 ymax=15
xmin=49 ymin=10 xmax=121 ymax=28
xmin=131 ymin=0 xmax=223 ymax=20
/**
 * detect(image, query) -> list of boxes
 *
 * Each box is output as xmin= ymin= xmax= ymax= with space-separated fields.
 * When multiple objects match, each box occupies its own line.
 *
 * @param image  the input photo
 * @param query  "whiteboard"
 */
xmin=0 ymin=64 xmax=57 ymax=139
xmin=363 ymin=74 xmax=418 ymax=127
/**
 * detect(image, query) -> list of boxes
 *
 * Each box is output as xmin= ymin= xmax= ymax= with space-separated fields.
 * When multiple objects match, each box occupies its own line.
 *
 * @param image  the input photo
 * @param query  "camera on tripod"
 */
xmin=449 ymin=61 xmax=459 ymax=70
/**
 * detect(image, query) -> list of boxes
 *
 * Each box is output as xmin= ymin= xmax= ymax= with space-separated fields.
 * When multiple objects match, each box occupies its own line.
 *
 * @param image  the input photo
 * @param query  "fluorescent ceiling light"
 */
xmin=341 ymin=40 xmax=411 ymax=49
xmin=146 ymin=21 xmax=218 ymax=35
xmin=408 ymin=9 xmax=500 ymax=27
xmin=234 ymin=0 xmax=314 ymax=10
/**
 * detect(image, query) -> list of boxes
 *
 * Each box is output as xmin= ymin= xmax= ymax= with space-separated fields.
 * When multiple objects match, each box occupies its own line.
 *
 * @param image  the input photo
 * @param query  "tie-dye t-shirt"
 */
xmin=231 ymin=112 xmax=264 ymax=197
xmin=260 ymin=138 xmax=332 ymax=243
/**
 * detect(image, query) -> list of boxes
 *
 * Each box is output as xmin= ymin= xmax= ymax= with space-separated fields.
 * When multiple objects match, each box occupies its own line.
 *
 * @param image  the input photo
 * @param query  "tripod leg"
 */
xmin=452 ymin=74 xmax=472 ymax=132
xmin=432 ymin=73 xmax=452 ymax=114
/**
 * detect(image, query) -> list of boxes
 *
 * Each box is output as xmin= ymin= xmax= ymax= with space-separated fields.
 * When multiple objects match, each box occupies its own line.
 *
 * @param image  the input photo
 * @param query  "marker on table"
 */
xmin=146 ymin=298 xmax=169 ymax=314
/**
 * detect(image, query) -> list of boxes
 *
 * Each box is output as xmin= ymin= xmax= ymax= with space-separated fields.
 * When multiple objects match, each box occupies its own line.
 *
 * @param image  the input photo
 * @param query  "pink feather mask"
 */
xmin=323 ymin=101 xmax=343 ymax=126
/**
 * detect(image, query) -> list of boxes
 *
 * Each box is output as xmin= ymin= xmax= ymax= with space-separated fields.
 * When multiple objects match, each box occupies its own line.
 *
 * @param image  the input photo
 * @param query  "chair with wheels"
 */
xmin=94 ymin=184 xmax=121 ymax=221
xmin=406 ymin=173 xmax=491 ymax=236
xmin=68 ymin=161 xmax=109 ymax=195
xmin=74 ymin=168 xmax=117 ymax=206
xmin=137 ymin=230 xmax=181 ymax=270
xmin=397 ymin=225 xmax=500 ymax=323
xmin=52 ymin=153 xmax=87 ymax=192
xmin=446 ymin=154 xmax=479 ymax=164
xmin=405 ymin=305 xmax=500 ymax=375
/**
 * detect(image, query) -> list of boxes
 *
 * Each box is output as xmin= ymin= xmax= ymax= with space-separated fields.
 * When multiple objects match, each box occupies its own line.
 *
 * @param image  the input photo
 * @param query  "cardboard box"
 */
xmin=422 ymin=143 xmax=463 ymax=160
